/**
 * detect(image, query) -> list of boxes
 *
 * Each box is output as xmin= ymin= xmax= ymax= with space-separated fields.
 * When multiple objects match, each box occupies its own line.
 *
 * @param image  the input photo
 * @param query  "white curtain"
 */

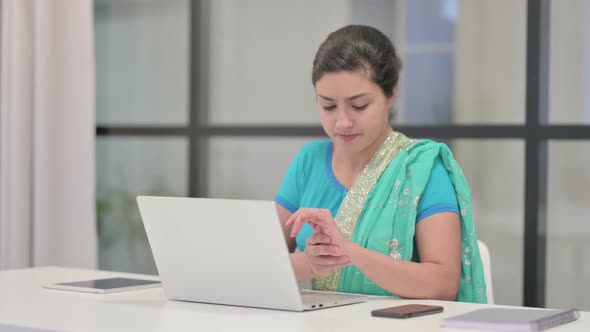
xmin=0 ymin=0 xmax=97 ymax=269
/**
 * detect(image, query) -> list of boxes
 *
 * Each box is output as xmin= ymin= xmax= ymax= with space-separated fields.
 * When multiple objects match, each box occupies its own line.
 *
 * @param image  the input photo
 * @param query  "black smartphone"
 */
xmin=371 ymin=304 xmax=444 ymax=319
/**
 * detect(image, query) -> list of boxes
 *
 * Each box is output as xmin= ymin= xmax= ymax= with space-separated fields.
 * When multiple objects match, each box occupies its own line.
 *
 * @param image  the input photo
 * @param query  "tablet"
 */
xmin=43 ymin=277 xmax=162 ymax=294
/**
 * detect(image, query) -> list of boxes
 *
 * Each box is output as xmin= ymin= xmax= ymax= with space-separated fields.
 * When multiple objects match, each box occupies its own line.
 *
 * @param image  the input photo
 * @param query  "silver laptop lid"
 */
xmin=137 ymin=196 xmax=305 ymax=311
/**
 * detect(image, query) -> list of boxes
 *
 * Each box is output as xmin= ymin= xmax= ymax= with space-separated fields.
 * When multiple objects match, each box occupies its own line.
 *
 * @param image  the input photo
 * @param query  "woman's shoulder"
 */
xmin=288 ymin=140 xmax=331 ymax=180
xmin=394 ymin=136 xmax=456 ymax=168
xmin=405 ymin=138 xmax=452 ymax=157
xmin=407 ymin=137 xmax=446 ymax=149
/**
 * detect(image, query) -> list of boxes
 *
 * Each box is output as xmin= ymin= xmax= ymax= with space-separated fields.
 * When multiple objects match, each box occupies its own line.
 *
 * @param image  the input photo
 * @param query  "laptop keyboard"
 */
xmin=300 ymin=290 xmax=361 ymax=306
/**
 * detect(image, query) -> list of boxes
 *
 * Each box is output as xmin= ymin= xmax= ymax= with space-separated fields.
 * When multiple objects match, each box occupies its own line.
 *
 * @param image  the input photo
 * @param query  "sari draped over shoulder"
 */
xmin=312 ymin=131 xmax=487 ymax=303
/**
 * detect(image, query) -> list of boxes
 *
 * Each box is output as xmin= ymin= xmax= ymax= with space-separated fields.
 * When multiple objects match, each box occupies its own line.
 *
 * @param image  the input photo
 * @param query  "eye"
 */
xmin=352 ymin=104 xmax=368 ymax=111
xmin=322 ymin=105 xmax=337 ymax=111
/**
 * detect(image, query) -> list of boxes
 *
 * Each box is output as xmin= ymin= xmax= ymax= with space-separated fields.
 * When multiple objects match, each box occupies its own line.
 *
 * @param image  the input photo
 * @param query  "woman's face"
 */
xmin=315 ymin=70 xmax=395 ymax=155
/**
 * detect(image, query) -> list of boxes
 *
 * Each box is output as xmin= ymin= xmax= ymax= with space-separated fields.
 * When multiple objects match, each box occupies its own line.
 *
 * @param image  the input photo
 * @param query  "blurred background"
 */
xmin=94 ymin=0 xmax=590 ymax=310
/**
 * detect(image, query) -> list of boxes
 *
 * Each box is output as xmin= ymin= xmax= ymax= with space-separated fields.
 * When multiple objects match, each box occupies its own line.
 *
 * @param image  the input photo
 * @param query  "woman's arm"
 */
xmin=287 ymin=208 xmax=462 ymax=300
xmin=276 ymin=204 xmax=316 ymax=282
xmin=344 ymin=212 xmax=462 ymax=300
xmin=277 ymin=204 xmax=296 ymax=252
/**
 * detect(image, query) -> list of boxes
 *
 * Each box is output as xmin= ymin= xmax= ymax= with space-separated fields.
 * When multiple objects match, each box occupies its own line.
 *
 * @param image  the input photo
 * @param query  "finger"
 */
xmin=307 ymin=218 xmax=336 ymax=235
xmin=285 ymin=208 xmax=321 ymax=225
xmin=285 ymin=209 xmax=302 ymax=227
xmin=289 ymin=213 xmax=307 ymax=237
xmin=290 ymin=211 xmax=324 ymax=237
xmin=298 ymin=215 xmax=326 ymax=233
xmin=306 ymin=244 xmax=340 ymax=257
xmin=312 ymin=260 xmax=351 ymax=275
xmin=319 ymin=260 xmax=351 ymax=269
xmin=305 ymin=213 xmax=332 ymax=226
xmin=287 ymin=210 xmax=307 ymax=237
xmin=309 ymin=256 xmax=350 ymax=267
xmin=307 ymin=233 xmax=332 ymax=245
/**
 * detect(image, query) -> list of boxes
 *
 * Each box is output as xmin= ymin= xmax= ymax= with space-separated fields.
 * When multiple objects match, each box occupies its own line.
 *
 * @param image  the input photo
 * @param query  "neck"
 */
xmin=333 ymin=128 xmax=393 ymax=173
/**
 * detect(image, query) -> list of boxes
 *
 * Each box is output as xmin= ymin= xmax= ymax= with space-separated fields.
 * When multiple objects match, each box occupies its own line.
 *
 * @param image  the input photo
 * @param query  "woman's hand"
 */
xmin=286 ymin=208 xmax=352 ymax=277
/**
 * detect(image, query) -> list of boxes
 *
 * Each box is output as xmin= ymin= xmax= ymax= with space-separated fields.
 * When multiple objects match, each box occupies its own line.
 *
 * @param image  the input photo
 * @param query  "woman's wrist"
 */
xmin=340 ymin=240 xmax=361 ymax=265
xmin=289 ymin=252 xmax=315 ymax=281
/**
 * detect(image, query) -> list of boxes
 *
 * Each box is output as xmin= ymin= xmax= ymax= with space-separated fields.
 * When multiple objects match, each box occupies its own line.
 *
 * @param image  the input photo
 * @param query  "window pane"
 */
xmin=207 ymin=137 xmax=316 ymax=200
xmin=549 ymin=0 xmax=590 ymax=124
xmin=204 ymin=0 xmax=525 ymax=126
xmin=406 ymin=0 xmax=455 ymax=43
xmin=207 ymin=0 xmax=386 ymax=125
xmin=208 ymin=138 xmax=311 ymax=305
xmin=96 ymin=137 xmax=188 ymax=274
xmin=94 ymin=0 xmax=189 ymax=126
xmin=547 ymin=141 xmax=590 ymax=310
xmin=398 ymin=0 xmax=456 ymax=125
xmin=450 ymin=139 xmax=525 ymax=305
xmin=402 ymin=53 xmax=454 ymax=124
xmin=447 ymin=0 xmax=526 ymax=125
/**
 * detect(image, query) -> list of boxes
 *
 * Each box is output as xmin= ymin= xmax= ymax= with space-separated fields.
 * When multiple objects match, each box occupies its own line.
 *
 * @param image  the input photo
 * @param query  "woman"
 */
xmin=275 ymin=25 xmax=487 ymax=303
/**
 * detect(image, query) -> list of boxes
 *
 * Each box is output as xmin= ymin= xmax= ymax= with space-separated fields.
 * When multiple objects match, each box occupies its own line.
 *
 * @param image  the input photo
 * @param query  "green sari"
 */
xmin=312 ymin=131 xmax=487 ymax=303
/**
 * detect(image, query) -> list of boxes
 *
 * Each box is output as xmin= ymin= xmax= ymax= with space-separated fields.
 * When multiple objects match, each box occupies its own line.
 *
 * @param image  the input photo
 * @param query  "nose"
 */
xmin=335 ymin=109 xmax=353 ymax=129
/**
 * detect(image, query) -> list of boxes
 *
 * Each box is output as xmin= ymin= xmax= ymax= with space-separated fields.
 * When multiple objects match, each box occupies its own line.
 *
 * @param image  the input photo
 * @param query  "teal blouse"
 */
xmin=275 ymin=140 xmax=459 ymax=251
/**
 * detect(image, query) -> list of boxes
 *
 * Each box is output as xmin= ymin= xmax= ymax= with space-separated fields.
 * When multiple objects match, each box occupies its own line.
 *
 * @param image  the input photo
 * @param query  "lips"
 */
xmin=339 ymin=134 xmax=359 ymax=142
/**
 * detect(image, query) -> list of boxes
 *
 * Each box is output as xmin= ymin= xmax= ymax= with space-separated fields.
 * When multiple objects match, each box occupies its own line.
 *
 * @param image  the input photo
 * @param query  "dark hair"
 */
xmin=312 ymin=25 xmax=402 ymax=98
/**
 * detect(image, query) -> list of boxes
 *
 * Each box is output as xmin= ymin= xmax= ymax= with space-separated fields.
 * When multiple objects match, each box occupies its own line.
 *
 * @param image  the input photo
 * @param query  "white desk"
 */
xmin=0 ymin=267 xmax=587 ymax=332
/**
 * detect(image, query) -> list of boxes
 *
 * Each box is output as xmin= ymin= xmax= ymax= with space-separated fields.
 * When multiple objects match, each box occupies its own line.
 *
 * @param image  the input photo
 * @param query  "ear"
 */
xmin=386 ymin=84 xmax=399 ymax=108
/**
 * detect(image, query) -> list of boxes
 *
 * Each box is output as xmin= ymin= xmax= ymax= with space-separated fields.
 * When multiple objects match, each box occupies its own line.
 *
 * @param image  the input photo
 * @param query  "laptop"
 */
xmin=137 ymin=196 xmax=368 ymax=311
